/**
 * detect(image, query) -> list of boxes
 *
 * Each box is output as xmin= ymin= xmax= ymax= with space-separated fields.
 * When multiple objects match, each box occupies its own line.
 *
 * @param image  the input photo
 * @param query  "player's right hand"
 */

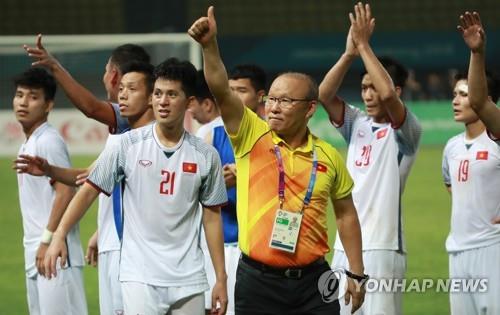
xmin=85 ymin=231 xmax=98 ymax=267
xmin=43 ymin=233 xmax=68 ymax=279
xmin=457 ymin=11 xmax=486 ymax=54
xmin=348 ymin=2 xmax=376 ymax=48
xmin=23 ymin=34 xmax=61 ymax=71
xmin=13 ymin=154 xmax=50 ymax=176
xmin=188 ymin=6 xmax=218 ymax=47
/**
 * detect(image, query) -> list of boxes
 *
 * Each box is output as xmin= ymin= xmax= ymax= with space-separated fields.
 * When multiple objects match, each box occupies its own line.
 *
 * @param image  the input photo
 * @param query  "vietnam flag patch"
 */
xmin=317 ymin=163 xmax=328 ymax=173
xmin=183 ymin=162 xmax=197 ymax=173
xmin=376 ymin=128 xmax=388 ymax=139
xmin=476 ymin=151 xmax=489 ymax=160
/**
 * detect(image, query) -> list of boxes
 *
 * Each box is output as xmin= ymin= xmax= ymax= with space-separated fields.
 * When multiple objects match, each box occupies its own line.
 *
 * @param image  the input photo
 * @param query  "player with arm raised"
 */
xmin=319 ymin=3 xmax=421 ymax=314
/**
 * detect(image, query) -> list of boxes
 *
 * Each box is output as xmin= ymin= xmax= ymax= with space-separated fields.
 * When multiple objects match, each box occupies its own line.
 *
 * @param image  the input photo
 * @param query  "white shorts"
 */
xmin=202 ymin=243 xmax=240 ymax=315
xmin=449 ymin=242 xmax=500 ymax=315
xmin=332 ymin=249 xmax=406 ymax=315
xmin=98 ymin=250 xmax=123 ymax=315
xmin=121 ymin=281 xmax=206 ymax=315
xmin=26 ymin=266 xmax=88 ymax=315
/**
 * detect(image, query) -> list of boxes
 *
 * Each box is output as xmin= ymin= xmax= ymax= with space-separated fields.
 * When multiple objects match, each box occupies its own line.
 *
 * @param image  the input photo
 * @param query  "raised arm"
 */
xmin=332 ymin=194 xmax=365 ymax=313
xmin=350 ymin=3 xmax=405 ymax=125
xmin=319 ymin=27 xmax=363 ymax=124
xmin=44 ymin=182 xmax=100 ymax=279
xmin=24 ymin=34 xmax=116 ymax=127
xmin=458 ymin=11 xmax=500 ymax=136
xmin=188 ymin=6 xmax=244 ymax=134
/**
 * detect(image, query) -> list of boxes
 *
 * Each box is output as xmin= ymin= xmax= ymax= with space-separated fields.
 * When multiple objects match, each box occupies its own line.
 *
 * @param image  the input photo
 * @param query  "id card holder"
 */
xmin=269 ymin=209 xmax=303 ymax=253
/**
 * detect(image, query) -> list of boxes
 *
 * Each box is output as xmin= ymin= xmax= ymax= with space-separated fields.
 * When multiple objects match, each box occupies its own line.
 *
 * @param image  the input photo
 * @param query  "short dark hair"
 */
xmin=194 ymin=70 xmax=214 ymax=101
xmin=361 ymin=57 xmax=409 ymax=89
xmin=229 ymin=64 xmax=267 ymax=92
xmin=154 ymin=58 xmax=197 ymax=97
xmin=110 ymin=44 xmax=150 ymax=73
xmin=121 ymin=61 xmax=155 ymax=94
xmin=455 ymin=71 xmax=500 ymax=104
xmin=13 ymin=67 xmax=56 ymax=101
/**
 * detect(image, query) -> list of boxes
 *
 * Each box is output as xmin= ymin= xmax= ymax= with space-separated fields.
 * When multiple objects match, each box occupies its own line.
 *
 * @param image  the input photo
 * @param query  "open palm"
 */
xmin=458 ymin=12 xmax=485 ymax=53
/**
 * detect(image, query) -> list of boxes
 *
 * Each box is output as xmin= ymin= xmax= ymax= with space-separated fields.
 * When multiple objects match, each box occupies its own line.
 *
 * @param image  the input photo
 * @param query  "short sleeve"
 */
xmin=199 ymin=147 xmax=228 ymax=207
xmin=394 ymin=109 xmax=422 ymax=155
xmin=334 ymin=104 xmax=363 ymax=144
xmin=228 ymin=107 xmax=269 ymax=158
xmin=329 ymin=149 xmax=354 ymax=200
xmin=87 ymin=134 xmax=126 ymax=195
xmin=108 ymin=102 xmax=130 ymax=135
xmin=442 ymin=143 xmax=451 ymax=186
xmin=38 ymin=133 xmax=71 ymax=169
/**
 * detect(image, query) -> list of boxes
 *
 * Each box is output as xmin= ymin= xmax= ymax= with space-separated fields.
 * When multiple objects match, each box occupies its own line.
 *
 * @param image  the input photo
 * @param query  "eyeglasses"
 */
xmin=263 ymin=95 xmax=313 ymax=109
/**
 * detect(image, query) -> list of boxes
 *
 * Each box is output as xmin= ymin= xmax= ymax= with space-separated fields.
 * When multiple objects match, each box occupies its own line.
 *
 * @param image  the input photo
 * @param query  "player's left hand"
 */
xmin=211 ymin=279 xmax=228 ymax=315
xmin=75 ymin=169 xmax=90 ymax=186
xmin=344 ymin=277 xmax=366 ymax=314
xmin=349 ymin=2 xmax=376 ymax=48
xmin=458 ymin=11 xmax=486 ymax=53
xmin=492 ymin=217 xmax=500 ymax=224
xmin=36 ymin=243 xmax=49 ymax=276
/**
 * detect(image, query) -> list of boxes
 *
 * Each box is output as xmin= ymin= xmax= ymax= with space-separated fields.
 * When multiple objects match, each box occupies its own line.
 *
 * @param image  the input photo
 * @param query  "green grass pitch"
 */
xmin=0 ymin=146 xmax=451 ymax=314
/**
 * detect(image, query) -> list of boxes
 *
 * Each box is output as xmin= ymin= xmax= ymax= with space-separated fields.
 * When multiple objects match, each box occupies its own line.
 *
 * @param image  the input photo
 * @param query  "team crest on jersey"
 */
xmin=476 ymin=151 xmax=489 ymax=160
xmin=357 ymin=130 xmax=365 ymax=138
xmin=115 ymin=311 xmax=124 ymax=315
xmin=183 ymin=162 xmax=197 ymax=173
xmin=139 ymin=159 xmax=153 ymax=167
xmin=376 ymin=128 xmax=388 ymax=139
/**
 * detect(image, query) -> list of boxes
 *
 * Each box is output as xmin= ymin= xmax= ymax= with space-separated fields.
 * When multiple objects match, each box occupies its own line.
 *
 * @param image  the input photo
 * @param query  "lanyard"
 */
xmin=273 ymin=144 xmax=318 ymax=214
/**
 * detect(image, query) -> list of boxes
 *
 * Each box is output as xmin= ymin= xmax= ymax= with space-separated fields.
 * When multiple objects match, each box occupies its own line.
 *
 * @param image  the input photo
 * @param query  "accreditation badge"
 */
xmin=269 ymin=209 xmax=303 ymax=253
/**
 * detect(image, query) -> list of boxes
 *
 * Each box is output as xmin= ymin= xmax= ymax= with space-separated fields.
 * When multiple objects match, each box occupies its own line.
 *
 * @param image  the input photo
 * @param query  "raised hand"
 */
xmin=458 ymin=11 xmax=486 ymax=53
xmin=349 ymin=2 xmax=376 ymax=48
xmin=188 ymin=6 xmax=218 ymax=47
xmin=13 ymin=154 xmax=50 ymax=176
xmin=23 ymin=34 xmax=61 ymax=71
xmin=345 ymin=27 xmax=359 ymax=58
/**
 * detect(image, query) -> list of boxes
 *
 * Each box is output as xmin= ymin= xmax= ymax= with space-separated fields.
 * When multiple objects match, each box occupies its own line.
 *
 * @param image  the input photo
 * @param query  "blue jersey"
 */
xmin=212 ymin=126 xmax=238 ymax=243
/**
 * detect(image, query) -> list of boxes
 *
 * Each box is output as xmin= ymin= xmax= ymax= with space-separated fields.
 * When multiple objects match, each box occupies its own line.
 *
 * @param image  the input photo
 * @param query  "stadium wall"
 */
xmin=1 ymin=102 xmax=460 ymax=156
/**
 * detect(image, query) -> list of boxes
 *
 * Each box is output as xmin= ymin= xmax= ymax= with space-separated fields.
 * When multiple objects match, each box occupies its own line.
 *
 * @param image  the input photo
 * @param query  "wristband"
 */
xmin=40 ymin=228 xmax=53 ymax=244
xmin=345 ymin=269 xmax=369 ymax=283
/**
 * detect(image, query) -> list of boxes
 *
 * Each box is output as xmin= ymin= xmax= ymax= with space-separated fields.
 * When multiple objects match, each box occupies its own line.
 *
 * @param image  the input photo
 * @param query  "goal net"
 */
xmin=0 ymin=33 xmax=201 ymax=155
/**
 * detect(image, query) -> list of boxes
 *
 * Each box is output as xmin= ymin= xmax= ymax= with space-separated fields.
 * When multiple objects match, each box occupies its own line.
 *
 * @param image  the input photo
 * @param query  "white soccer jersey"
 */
xmin=333 ymin=104 xmax=422 ymax=252
xmin=87 ymin=123 xmax=227 ymax=287
xmin=17 ymin=123 xmax=84 ymax=276
xmin=195 ymin=116 xmax=223 ymax=140
xmin=97 ymin=134 xmax=122 ymax=253
xmin=442 ymin=131 xmax=500 ymax=252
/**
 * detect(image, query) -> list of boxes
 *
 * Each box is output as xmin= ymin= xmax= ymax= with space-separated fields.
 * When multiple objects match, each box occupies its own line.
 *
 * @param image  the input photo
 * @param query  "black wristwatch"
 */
xmin=345 ymin=270 xmax=369 ymax=282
